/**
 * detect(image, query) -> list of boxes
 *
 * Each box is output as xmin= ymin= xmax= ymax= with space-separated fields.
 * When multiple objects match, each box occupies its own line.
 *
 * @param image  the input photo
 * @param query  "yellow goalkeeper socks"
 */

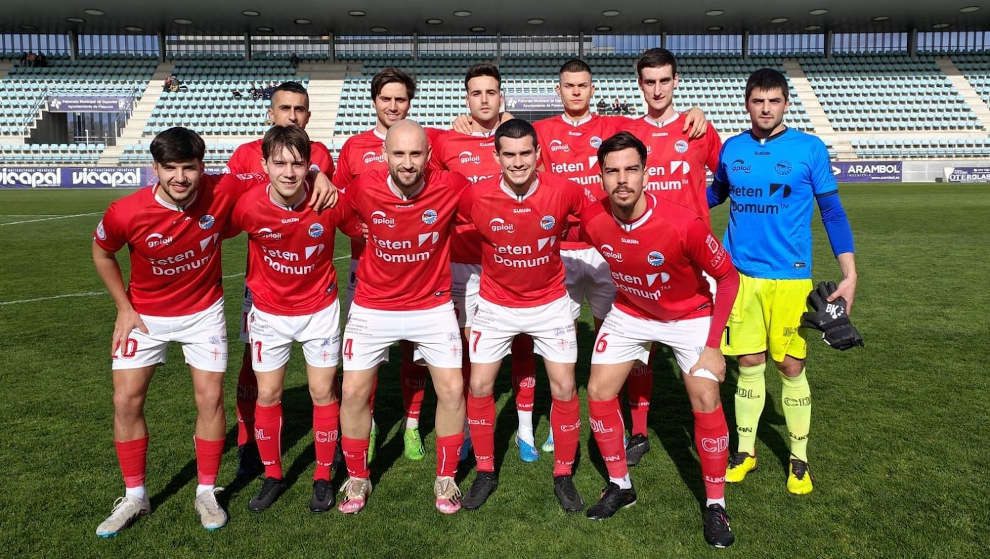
xmin=780 ymin=368 xmax=812 ymax=462
xmin=734 ymin=363 xmax=767 ymax=455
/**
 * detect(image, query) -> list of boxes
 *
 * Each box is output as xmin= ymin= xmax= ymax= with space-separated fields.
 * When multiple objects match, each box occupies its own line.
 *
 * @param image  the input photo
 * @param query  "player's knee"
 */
xmin=686 ymin=380 xmax=721 ymax=412
xmin=308 ymin=383 xmax=335 ymax=406
xmin=738 ymin=353 xmax=767 ymax=368
xmin=548 ymin=376 xmax=576 ymax=401
xmin=435 ymin=374 xmax=464 ymax=405
xmin=775 ymin=358 xmax=804 ymax=377
xmin=193 ymin=383 xmax=224 ymax=412
xmin=340 ymin=380 xmax=372 ymax=409
xmin=256 ymin=384 xmax=283 ymax=406
xmin=469 ymin=378 xmax=494 ymax=398
xmin=112 ymin=390 xmax=145 ymax=418
xmin=586 ymin=377 xmax=615 ymax=401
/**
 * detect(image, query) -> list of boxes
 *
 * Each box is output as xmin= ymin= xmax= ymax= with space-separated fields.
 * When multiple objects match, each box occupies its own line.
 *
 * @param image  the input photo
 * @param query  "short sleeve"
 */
xmin=809 ymin=138 xmax=838 ymax=196
xmin=94 ymin=202 xmax=128 ymax=252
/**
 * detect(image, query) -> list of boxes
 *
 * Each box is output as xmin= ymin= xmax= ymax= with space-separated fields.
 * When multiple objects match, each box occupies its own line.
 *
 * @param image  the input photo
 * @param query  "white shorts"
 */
xmin=470 ymin=295 xmax=578 ymax=364
xmin=248 ymin=301 xmax=342 ymax=372
xmin=562 ymin=247 xmax=617 ymax=320
xmin=112 ymin=297 xmax=228 ymax=372
xmin=592 ymin=305 xmax=710 ymax=374
xmin=342 ymin=302 xmax=462 ymax=371
xmin=451 ymin=262 xmax=481 ymax=329
xmin=239 ymin=284 xmax=253 ymax=343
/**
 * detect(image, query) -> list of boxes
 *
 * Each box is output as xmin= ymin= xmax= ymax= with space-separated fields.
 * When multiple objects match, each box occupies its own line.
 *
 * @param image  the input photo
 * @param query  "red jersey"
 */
xmin=579 ymin=194 xmax=737 ymax=346
xmin=94 ymin=173 xmax=266 ymax=316
xmin=346 ymin=168 xmax=470 ymax=311
xmin=333 ymin=127 xmax=443 ymax=260
xmin=624 ymin=113 xmax=721 ymax=222
xmin=432 ymin=130 xmax=500 ymax=265
xmin=459 ymin=173 xmax=594 ymax=308
xmin=229 ymin=183 xmax=361 ymax=316
xmin=226 ymin=138 xmax=335 ymax=176
xmin=533 ymin=113 xmax=625 ymax=249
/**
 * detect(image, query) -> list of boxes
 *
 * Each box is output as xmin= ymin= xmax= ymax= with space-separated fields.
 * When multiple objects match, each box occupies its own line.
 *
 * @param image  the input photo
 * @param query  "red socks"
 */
xmin=511 ymin=335 xmax=536 ymax=412
xmin=235 ymin=351 xmax=257 ymax=446
xmin=588 ymin=398 xmax=628 ymax=481
xmin=625 ymin=364 xmax=653 ymax=437
xmin=466 ymin=393 xmax=496 ymax=473
xmin=194 ymin=437 xmax=224 ymax=486
xmin=254 ymin=403 xmax=284 ymax=479
xmin=400 ymin=356 xmax=427 ymax=423
xmin=693 ymin=406 xmax=729 ymax=502
xmin=114 ymin=436 xmax=149 ymax=488
xmin=341 ymin=436 xmax=370 ymax=479
xmin=550 ymin=396 xmax=580 ymax=477
xmin=436 ymin=433 xmax=465 ymax=478
xmin=312 ymin=402 xmax=340 ymax=481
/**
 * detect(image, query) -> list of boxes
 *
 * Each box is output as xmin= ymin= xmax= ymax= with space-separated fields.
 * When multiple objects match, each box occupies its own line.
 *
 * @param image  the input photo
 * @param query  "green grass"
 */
xmin=0 ymin=183 xmax=987 ymax=558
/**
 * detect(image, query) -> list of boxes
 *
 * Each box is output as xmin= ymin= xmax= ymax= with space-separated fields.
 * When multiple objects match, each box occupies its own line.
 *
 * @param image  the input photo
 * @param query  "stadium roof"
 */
xmin=2 ymin=1 xmax=988 ymax=36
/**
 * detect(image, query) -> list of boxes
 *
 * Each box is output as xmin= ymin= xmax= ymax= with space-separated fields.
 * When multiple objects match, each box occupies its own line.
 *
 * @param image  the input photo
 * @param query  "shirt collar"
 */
xmin=387 ymin=174 xmax=426 ymax=200
xmin=611 ymin=193 xmax=656 ymax=232
xmin=499 ymin=177 xmax=540 ymax=201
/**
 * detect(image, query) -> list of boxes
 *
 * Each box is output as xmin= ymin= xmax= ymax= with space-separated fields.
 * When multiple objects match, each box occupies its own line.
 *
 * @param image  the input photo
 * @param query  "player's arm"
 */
xmin=706 ymin=145 xmax=731 ymax=208
xmin=704 ymin=125 xmax=723 ymax=173
xmin=810 ymin=139 xmax=857 ymax=313
xmin=685 ymin=219 xmax=740 ymax=382
xmin=92 ymin=241 xmax=148 ymax=357
xmin=682 ymin=107 xmax=709 ymax=139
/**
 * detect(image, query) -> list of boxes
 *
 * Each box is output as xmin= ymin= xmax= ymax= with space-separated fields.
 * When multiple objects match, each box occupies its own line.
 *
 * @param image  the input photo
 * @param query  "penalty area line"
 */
xmin=0 ymin=212 xmax=101 ymax=226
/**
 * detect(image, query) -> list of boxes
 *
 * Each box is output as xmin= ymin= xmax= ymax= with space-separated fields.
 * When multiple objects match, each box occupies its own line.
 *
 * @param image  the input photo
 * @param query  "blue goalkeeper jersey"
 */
xmin=710 ymin=127 xmax=838 ymax=280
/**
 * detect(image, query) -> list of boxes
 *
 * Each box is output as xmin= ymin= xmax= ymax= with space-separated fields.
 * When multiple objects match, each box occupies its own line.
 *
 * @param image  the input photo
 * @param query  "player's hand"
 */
xmin=682 ymin=106 xmax=708 ymax=139
xmin=689 ymin=346 xmax=726 ymax=383
xmin=828 ymin=274 xmax=857 ymax=315
xmin=360 ymin=222 xmax=369 ymax=240
xmin=112 ymin=306 xmax=148 ymax=357
xmin=451 ymin=114 xmax=474 ymax=134
xmin=309 ymin=172 xmax=339 ymax=211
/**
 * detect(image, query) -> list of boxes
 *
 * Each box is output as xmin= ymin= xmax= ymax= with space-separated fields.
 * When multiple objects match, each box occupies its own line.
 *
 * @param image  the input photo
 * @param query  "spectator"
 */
xmin=597 ymin=99 xmax=608 ymax=114
xmin=26 ymin=52 xmax=36 ymax=67
xmin=290 ymin=52 xmax=300 ymax=67
xmin=232 ymin=89 xmax=243 ymax=99
xmin=19 ymin=52 xmax=28 ymax=65
xmin=37 ymin=53 xmax=47 ymax=67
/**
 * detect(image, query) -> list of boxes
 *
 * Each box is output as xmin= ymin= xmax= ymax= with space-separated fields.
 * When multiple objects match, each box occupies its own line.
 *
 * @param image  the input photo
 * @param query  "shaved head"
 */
xmin=385 ymin=120 xmax=431 ymax=191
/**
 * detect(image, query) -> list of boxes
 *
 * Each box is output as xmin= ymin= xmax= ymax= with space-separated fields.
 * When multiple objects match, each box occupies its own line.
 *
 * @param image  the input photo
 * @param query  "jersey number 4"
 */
xmin=343 ymin=338 xmax=354 ymax=361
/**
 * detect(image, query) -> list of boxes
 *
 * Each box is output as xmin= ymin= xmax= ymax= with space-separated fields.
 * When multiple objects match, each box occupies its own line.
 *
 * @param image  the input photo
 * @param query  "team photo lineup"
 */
xmin=88 ymin=48 xmax=866 ymax=548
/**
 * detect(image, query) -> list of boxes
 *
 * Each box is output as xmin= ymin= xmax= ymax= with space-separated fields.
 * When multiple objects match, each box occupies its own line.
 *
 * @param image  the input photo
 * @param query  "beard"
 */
xmin=390 ymin=166 xmax=424 ymax=189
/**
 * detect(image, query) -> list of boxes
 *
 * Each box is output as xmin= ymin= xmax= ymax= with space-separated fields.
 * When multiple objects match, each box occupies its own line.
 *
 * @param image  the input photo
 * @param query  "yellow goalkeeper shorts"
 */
xmin=720 ymin=274 xmax=813 ymax=363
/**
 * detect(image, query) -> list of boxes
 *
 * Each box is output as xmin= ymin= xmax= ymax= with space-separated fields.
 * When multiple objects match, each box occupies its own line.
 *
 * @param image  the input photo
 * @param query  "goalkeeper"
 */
xmin=707 ymin=68 xmax=858 ymax=495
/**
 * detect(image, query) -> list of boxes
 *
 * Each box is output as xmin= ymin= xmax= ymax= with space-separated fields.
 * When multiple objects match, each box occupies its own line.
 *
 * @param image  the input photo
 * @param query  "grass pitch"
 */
xmin=0 ymin=183 xmax=987 ymax=558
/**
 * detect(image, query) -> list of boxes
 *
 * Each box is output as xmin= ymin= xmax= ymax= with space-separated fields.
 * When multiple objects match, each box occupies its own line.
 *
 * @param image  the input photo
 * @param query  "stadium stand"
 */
xmin=799 ymin=54 xmax=982 ymax=132
xmin=0 ymin=142 xmax=104 ymax=164
xmin=952 ymin=53 xmax=990 ymax=110
xmin=852 ymin=137 xmax=990 ymax=158
xmin=144 ymin=59 xmax=308 ymax=137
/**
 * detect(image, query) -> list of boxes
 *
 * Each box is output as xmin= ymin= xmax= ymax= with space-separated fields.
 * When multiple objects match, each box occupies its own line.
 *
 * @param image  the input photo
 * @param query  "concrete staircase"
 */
xmin=783 ymin=58 xmax=856 ymax=160
xmin=296 ymin=62 xmax=348 ymax=147
xmin=97 ymin=61 xmax=173 ymax=166
xmin=936 ymin=56 xmax=990 ymax=133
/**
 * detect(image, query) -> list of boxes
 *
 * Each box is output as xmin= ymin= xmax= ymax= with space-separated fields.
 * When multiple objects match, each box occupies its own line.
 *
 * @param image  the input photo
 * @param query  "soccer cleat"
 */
xmin=367 ymin=424 xmax=378 ymax=464
xmin=403 ymin=427 xmax=426 ymax=461
xmin=248 ymin=477 xmax=287 ymax=513
xmin=236 ymin=443 xmax=263 ymax=478
xmin=462 ymin=472 xmax=498 ymax=510
xmin=515 ymin=433 xmax=539 ymax=463
xmin=725 ymin=452 xmax=758 ymax=483
xmin=625 ymin=433 xmax=651 ymax=466
xmin=310 ymin=479 xmax=335 ymax=513
xmin=338 ymin=477 xmax=372 ymax=514
xmin=459 ymin=434 xmax=473 ymax=463
xmin=434 ymin=476 xmax=463 ymax=514
xmin=542 ymin=433 xmax=555 ymax=453
xmin=553 ymin=475 xmax=585 ymax=513
xmin=586 ymin=482 xmax=637 ymax=520
xmin=703 ymin=503 xmax=735 ymax=548
xmin=787 ymin=458 xmax=814 ymax=495
xmin=95 ymin=495 xmax=150 ymax=538
xmin=194 ymin=488 xmax=228 ymax=531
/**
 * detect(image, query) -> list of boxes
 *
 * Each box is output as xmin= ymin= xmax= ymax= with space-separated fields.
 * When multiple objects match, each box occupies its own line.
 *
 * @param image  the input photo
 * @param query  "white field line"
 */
xmin=0 ymin=212 xmax=101 ymax=226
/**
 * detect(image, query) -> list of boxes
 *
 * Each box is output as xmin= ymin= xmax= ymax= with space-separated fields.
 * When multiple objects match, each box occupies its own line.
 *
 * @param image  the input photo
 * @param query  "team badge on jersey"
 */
xmin=647 ymin=251 xmax=665 ymax=266
xmin=422 ymin=209 xmax=438 ymax=224
xmin=308 ymin=223 xmax=324 ymax=238
xmin=775 ymin=161 xmax=793 ymax=175
xmin=589 ymin=136 xmax=602 ymax=149
xmin=199 ymin=215 xmax=216 ymax=230
xmin=96 ymin=220 xmax=106 ymax=240
xmin=674 ymin=140 xmax=689 ymax=153
xmin=540 ymin=215 xmax=556 ymax=230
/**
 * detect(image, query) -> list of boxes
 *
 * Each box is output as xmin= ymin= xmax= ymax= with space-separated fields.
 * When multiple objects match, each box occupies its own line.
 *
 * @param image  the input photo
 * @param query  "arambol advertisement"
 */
xmin=830 ymin=161 xmax=902 ymax=182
